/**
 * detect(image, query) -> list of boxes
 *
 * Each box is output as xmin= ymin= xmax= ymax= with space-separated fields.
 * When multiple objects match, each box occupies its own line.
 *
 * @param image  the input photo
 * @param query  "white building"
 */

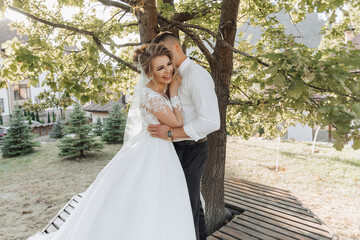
xmin=0 ymin=18 xmax=73 ymax=125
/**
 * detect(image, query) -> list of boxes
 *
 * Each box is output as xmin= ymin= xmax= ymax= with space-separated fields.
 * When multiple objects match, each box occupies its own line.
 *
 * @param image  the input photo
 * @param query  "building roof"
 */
xmin=83 ymin=100 xmax=125 ymax=113
xmin=0 ymin=18 xmax=28 ymax=48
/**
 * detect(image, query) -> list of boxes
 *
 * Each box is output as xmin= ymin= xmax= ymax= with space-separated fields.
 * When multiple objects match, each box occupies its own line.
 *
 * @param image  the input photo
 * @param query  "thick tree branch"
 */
xmin=172 ymin=7 xmax=213 ymax=22
xmin=100 ymin=10 xmax=124 ymax=29
xmin=8 ymin=5 xmax=139 ymax=73
xmin=92 ymin=37 xmax=139 ymax=73
xmin=228 ymin=97 xmax=283 ymax=106
xmin=8 ymin=6 xmax=94 ymax=35
xmin=97 ymin=0 xmax=131 ymax=11
xmin=158 ymin=15 xmax=270 ymax=67
xmin=304 ymin=82 xmax=360 ymax=101
xmin=104 ymin=41 xmax=142 ymax=48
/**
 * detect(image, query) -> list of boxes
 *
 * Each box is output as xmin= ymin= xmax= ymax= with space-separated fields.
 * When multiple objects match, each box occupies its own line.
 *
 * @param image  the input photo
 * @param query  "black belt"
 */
xmin=173 ymin=137 xmax=207 ymax=146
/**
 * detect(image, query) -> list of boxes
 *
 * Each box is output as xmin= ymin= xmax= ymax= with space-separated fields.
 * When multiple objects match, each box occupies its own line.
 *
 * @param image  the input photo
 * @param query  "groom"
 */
xmin=148 ymin=32 xmax=220 ymax=240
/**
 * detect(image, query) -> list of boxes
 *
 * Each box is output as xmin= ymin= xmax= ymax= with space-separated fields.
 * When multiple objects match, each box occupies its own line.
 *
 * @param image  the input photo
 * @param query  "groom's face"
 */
xmin=160 ymin=41 xmax=179 ymax=67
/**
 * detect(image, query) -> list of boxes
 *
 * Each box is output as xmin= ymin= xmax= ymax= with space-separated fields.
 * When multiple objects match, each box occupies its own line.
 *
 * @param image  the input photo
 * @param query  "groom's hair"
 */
xmin=152 ymin=31 xmax=180 ymax=45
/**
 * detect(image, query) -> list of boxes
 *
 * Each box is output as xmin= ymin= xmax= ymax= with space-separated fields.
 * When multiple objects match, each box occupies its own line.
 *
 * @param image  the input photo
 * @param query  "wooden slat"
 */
xmin=211 ymin=230 xmax=241 ymax=240
xmin=44 ymin=224 xmax=58 ymax=233
xmin=242 ymin=211 xmax=333 ymax=239
xmin=234 ymin=214 xmax=329 ymax=240
xmin=52 ymin=217 xmax=64 ymax=229
xmin=225 ymin=180 xmax=297 ymax=202
xmin=225 ymin=190 xmax=312 ymax=216
xmin=219 ymin=225 xmax=259 ymax=240
xmin=59 ymin=211 xmax=70 ymax=222
xmin=225 ymin=222 xmax=277 ymax=240
xmin=207 ymin=235 xmax=221 ymax=240
xmin=42 ymin=194 xmax=83 ymax=234
xmin=228 ymin=219 xmax=296 ymax=240
xmin=225 ymin=183 xmax=303 ymax=208
xmin=64 ymin=205 xmax=74 ymax=214
xmin=226 ymin=178 xmax=292 ymax=195
xmin=225 ymin=194 xmax=318 ymax=223
xmin=225 ymin=198 xmax=324 ymax=229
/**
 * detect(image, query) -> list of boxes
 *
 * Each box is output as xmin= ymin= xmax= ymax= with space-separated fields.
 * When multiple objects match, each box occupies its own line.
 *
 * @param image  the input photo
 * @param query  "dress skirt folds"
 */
xmin=27 ymin=131 xmax=196 ymax=240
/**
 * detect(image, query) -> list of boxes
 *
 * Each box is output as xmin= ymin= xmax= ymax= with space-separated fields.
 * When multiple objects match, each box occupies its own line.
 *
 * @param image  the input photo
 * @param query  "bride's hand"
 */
xmin=169 ymin=70 xmax=182 ymax=96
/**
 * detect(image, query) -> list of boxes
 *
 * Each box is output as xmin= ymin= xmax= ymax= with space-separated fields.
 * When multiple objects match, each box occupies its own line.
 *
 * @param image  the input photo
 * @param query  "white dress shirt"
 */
xmin=174 ymin=58 xmax=220 ymax=142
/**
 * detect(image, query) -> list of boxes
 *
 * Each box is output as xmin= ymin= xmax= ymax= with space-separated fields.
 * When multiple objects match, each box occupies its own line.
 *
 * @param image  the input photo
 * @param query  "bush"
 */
xmin=101 ymin=103 xmax=126 ymax=144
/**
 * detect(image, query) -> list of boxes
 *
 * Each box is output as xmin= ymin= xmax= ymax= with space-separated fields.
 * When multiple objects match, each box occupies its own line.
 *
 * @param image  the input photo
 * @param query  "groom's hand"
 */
xmin=147 ymin=124 xmax=170 ymax=140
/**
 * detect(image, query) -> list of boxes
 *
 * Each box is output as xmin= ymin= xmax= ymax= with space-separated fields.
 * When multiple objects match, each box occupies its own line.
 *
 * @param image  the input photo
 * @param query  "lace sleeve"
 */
xmin=170 ymin=96 xmax=182 ymax=111
xmin=141 ymin=88 xmax=170 ymax=114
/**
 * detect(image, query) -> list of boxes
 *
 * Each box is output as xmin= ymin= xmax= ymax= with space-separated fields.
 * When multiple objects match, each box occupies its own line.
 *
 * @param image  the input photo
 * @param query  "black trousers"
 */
xmin=173 ymin=140 xmax=208 ymax=240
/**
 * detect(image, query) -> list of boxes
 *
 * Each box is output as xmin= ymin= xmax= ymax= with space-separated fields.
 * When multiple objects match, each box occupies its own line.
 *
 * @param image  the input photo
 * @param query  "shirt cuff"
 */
xmin=183 ymin=123 xmax=201 ymax=142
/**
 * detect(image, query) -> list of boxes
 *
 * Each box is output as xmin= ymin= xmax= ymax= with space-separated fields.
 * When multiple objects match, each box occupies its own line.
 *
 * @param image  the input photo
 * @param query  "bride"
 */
xmin=27 ymin=43 xmax=196 ymax=240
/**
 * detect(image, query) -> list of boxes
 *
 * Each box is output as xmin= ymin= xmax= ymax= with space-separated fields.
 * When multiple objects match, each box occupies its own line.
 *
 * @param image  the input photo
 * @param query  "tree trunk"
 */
xmin=202 ymin=0 xmax=239 ymax=234
xmin=136 ymin=0 xmax=159 ymax=43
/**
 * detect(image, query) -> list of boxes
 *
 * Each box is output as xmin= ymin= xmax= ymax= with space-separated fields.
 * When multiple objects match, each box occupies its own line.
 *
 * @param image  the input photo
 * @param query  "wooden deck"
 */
xmin=41 ymin=178 xmax=338 ymax=239
xmin=208 ymin=178 xmax=338 ymax=240
xmin=41 ymin=194 xmax=83 ymax=234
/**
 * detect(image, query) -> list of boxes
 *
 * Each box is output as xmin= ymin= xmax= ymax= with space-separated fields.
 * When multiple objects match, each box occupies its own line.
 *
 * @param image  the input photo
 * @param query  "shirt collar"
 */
xmin=178 ymin=57 xmax=191 ymax=75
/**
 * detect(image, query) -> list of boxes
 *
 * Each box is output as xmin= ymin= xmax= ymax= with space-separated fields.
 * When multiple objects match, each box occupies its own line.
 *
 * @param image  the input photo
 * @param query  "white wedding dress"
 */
xmin=27 ymin=87 xmax=196 ymax=240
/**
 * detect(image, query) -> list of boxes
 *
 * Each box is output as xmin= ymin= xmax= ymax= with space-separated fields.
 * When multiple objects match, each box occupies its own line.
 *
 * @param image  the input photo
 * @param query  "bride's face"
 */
xmin=150 ymin=55 xmax=173 ymax=86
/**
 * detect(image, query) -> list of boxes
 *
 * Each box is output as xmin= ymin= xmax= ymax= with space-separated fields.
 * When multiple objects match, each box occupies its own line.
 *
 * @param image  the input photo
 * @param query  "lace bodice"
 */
xmin=139 ymin=87 xmax=172 ymax=129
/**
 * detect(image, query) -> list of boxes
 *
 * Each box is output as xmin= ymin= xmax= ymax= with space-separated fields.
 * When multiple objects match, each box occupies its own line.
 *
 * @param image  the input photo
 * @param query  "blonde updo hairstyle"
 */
xmin=133 ymin=43 xmax=173 ymax=89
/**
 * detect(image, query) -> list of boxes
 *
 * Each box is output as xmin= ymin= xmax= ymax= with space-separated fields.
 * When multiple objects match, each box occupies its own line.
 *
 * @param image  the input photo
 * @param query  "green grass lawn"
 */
xmin=0 ymin=141 xmax=121 ymax=240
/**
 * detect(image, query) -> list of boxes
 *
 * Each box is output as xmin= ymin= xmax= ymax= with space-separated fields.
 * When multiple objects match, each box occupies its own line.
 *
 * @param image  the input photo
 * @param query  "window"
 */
xmin=34 ymin=98 xmax=40 ymax=104
xmin=0 ymin=99 xmax=4 ymax=112
xmin=13 ymin=84 xmax=29 ymax=100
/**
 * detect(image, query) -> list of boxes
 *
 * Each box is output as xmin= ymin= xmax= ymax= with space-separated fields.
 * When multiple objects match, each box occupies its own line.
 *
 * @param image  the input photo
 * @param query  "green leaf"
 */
xmin=352 ymin=138 xmax=360 ymax=150
xmin=333 ymin=139 xmax=344 ymax=151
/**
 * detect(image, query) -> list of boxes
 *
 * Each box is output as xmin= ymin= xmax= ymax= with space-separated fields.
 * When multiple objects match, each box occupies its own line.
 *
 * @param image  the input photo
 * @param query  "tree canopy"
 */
xmin=1 ymin=0 xmax=359 ymax=150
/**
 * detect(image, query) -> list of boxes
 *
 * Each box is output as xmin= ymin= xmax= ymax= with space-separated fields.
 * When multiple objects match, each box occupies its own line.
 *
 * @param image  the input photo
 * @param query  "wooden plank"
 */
xmin=52 ymin=217 xmax=64 ymax=229
xmin=234 ymin=215 xmax=329 ymax=240
xmin=225 ymin=183 xmax=302 ymax=207
xmin=225 ymin=198 xmax=324 ymax=228
xmin=218 ymin=225 xmax=259 ymax=240
xmin=68 ymin=203 xmax=75 ymax=209
xmin=44 ymin=224 xmax=58 ymax=233
xmin=226 ymin=178 xmax=292 ymax=195
xmin=212 ymin=230 xmax=242 ymax=240
xmin=225 ymin=194 xmax=317 ymax=223
xmin=74 ymin=195 xmax=83 ymax=202
xmin=225 ymin=180 xmax=297 ymax=202
xmin=225 ymin=190 xmax=312 ymax=216
xmin=242 ymin=211 xmax=333 ymax=239
xmin=59 ymin=211 xmax=70 ymax=222
xmin=59 ymin=211 xmax=70 ymax=221
xmin=229 ymin=218 xmax=298 ymax=240
xmin=64 ymin=205 xmax=74 ymax=214
xmin=225 ymin=222 xmax=277 ymax=240
xmin=207 ymin=235 xmax=221 ymax=240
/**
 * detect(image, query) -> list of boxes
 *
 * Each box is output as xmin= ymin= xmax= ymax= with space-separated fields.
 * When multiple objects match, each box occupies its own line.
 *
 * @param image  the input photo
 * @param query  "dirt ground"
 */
xmin=0 ymin=136 xmax=359 ymax=240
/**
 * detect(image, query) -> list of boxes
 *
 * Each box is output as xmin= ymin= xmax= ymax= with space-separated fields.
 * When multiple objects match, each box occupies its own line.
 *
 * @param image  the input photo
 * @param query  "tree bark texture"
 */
xmin=202 ymin=0 xmax=240 ymax=234
xmin=136 ymin=0 xmax=158 ymax=43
